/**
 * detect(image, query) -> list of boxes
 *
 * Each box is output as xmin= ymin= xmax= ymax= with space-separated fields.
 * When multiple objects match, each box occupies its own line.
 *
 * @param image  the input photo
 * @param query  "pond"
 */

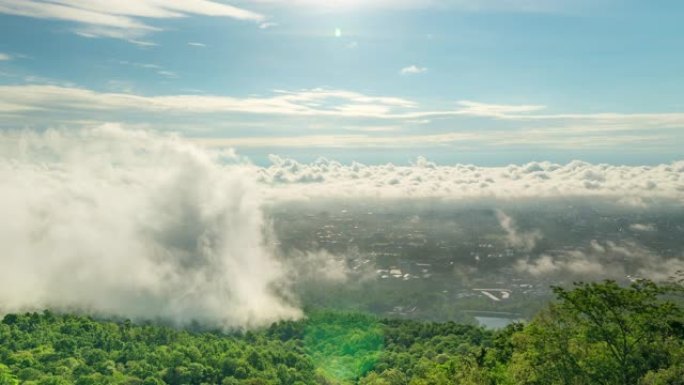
xmin=475 ymin=316 xmax=520 ymax=329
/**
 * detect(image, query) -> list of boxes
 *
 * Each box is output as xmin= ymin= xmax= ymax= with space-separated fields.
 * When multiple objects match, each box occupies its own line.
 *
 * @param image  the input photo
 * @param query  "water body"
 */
xmin=475 ymin=316 xmax=519 ymax=329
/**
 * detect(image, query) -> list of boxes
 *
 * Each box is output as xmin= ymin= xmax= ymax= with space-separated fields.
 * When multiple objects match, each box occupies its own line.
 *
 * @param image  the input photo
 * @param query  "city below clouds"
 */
xmin=0 ymin=0 xmax=683 ymax=335
xmin=0 ymin=125 xmax=682 ymax=327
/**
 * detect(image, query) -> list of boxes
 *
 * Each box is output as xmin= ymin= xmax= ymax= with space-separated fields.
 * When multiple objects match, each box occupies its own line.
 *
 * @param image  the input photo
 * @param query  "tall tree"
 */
xmin=510 ymin=280 xmax=684 ymax=385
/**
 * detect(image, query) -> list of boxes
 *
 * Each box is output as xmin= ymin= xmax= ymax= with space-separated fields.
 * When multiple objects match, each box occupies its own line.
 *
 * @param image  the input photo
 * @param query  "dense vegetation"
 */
xmin=1 ymin=280 xmax=682 ymax=385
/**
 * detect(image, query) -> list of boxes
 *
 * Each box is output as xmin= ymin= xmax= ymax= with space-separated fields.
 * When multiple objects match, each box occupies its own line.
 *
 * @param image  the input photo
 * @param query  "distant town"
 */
xmin=270 ymin=199 xmax=684 ymax=327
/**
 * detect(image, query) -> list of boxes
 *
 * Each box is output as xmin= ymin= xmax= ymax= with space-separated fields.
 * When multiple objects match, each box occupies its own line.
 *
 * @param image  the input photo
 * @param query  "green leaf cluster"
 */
xmin=1 ymin=279 xmax=682 ymax=385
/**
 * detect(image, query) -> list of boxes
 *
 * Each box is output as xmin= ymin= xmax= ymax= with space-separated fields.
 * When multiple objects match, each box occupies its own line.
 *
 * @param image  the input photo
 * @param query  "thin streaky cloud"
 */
xmin=126 ymin=39 xmax=158 ymax=47
xmin=244 ymin=0 xmax=575 ymax=13
xmin=455 ymin=100 xmax=547 ymax=117
xmin=0 ymin=85 xmax=682 ymax=139
xmin=194 ymin=131 xmax=667 ymax=150
xmin=0 ymin=53 xmax=12 ymax=61
xmin=118 ymin=61 xmax=177 ymax=78
xmin=0 ymin=84 xmax=684 ymax=151
xmin=0 ymin=0 xmax=264 ymax=41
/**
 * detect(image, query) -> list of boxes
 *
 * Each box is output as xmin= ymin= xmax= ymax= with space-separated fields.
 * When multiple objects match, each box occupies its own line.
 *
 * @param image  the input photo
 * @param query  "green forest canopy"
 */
xmin=0 ymin=280 xmax=682 ymax=385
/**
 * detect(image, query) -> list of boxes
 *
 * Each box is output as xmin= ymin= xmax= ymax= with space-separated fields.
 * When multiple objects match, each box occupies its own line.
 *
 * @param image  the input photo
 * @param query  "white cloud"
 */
xmin=515 ymin=240 xmax=684 ymax=281
xmin=0 ymin=84 xmax=682 ymax=151
xmin=196 ymin=132 xmax=481 ymax=148
xmin=253 ymin=157 xmax=684 ymax=203
xmin=0 ymin=125 xmax=301 ymax=329
xmin=0 ymin=83 xmax=662 ymax=123
xmin=3 ymin=84 xmax=684 ymax=130
xmin=400 ymin=65 xmax=428 ymax=75
xmin=1 ymin=125 xmax=682 ymax=324
xmin=0 ymin=53 xmax=11 ymax=61
xmin=245 ymin=0 xmax=576 ymax=13
xmin=188 ymin=42 xmax=207 ymax=47
xmin=286 ymin=250 xmax=351 ymax=284
xmin=629 ymin=223 xmax=656 ymax=232
xmin=496 ymin=210 xmax=542 ymax=251
xmin=127 ymin=39 xmax=158 ymax=47
xmin=0 ymin=84 xmax=418 ymax=118
xmin=118 ymin=61 xmax=177 ymax=78
xmin=0 ymin=0 xmax=264 ymax=41
xmin=455 ymin=100 xmax=546 ymax=117
xmin=157 ymin=70 xmax=178 ymax=78
xmin=259 ymin=21 xmax=278 ymax=29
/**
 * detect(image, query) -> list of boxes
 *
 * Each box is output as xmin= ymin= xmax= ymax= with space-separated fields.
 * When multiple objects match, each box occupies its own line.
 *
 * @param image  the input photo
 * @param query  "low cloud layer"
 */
xmin=0 ymin=126 xmax=300 ymax=329
xmin=1 ymin=127 xmax=682 ymax=326
xmin=515 ymin=240 xmax=684 ymax=281
xmin=258 ymin=156 xmax=684 ymax=203
xmin=496 ymin=210 xmax=541 ymax=252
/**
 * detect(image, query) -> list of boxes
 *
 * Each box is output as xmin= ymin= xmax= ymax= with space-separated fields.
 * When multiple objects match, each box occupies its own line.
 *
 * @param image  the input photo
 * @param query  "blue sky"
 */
xmin=0 ymin=0 xmax=682 ymax=165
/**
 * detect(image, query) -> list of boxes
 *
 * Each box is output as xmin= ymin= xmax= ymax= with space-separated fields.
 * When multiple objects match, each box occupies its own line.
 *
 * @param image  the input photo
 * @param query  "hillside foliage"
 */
xmin=0 ymin=280 xmax=682 ymax=385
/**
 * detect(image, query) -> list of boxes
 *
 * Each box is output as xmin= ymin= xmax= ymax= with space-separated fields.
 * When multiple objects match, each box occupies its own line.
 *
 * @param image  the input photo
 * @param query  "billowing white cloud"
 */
xmin=256 ymin=156 xmax=684 ymax=203
xmin=0 ymin=0 xmax=263 ymax=41
xmin=0 ymin=125 xmax=301 ymax=329
xmin=0 ymin=126 xmax=682 ymax=325
xmin=400 ymin=65 xmax=428 ymax=75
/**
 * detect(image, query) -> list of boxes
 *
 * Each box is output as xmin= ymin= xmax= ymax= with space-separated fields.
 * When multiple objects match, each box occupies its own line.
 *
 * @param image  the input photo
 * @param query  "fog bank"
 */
xmin=0 ymin=126 xmax=300 ymax=329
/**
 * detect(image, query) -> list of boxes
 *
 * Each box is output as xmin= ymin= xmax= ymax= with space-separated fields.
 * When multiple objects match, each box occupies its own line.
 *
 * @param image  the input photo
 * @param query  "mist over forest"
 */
xmin=1 ymin=127 xmax=682 ymax=329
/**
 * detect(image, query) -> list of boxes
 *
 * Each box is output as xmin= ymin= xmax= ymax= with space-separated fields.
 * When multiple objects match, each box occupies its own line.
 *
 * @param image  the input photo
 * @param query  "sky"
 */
xmin=0 ymin=0 xmax=683 ymax=165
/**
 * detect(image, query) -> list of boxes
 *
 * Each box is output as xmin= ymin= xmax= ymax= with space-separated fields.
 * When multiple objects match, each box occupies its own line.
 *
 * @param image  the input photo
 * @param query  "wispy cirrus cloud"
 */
xmin=258 ymin=22 xmax=278 ymax=29
xmin=245 ymin=0 xmax=581 ymax=13
xmin=0 ymin=0 xmax=264 ymax=41
xmin=0 ymin=84 xmax=682 ymax=151
xmin=117 ymin=61 xmax=178 ymax=79
xmin=0 ymin=53 xmax=12 ymax=61
xmin=3 ymin=83 xmax=682 ymax=130
xmin=0 ymin=84 xmax=417 ymax=118
xmin=454 ymin=100 xmax=546 ymax=117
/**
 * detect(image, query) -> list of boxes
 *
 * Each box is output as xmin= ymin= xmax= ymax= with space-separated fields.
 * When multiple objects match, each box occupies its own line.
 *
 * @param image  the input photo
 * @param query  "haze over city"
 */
xmin=0 ymin=0 xmax=683 ymax=339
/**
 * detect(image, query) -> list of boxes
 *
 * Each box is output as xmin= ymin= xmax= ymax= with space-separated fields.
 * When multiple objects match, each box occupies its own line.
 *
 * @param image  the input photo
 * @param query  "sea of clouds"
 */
xmin=1 ymin=126 xmax=682 ymax=328
xmin=258 ymin=155 xmax=684 ymax=204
